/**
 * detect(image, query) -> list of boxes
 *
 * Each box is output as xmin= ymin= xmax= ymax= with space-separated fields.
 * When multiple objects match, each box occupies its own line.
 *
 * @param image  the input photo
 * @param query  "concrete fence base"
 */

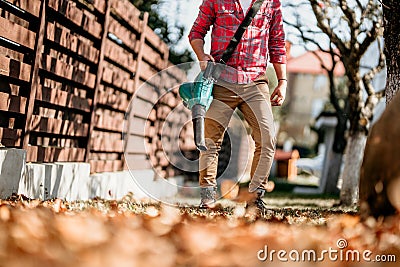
xmin=0 ymin=148 xmax=179 ymax=201
xmin=0 ymin=148 xmax=26 ymax=199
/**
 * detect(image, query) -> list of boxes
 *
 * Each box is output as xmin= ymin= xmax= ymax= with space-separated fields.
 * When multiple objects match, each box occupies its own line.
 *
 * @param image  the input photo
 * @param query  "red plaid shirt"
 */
xmin=189 ymin=0 xmax=287 ymax=84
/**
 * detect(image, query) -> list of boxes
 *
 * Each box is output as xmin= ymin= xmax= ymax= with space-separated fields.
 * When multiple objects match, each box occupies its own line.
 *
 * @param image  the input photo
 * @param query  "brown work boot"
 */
xmin=234 ymin=181 xmax=274 ymax=203
xmin=199 ymin=186 xmax=217 ymax=209
xmin=246 ymin=188 xmax=268 ymax=214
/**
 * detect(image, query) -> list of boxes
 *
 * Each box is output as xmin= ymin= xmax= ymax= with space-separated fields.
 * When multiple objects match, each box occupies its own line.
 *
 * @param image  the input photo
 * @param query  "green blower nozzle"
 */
xmin=179 ymin=62 xmax=215 ymax=151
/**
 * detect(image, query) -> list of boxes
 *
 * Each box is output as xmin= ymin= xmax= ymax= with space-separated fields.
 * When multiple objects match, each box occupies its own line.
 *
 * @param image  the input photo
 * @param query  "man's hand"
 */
xmin=270 ymin=81 xmax=287 ymax=106
xmin=190 ymin=39 xmax=215 ymax=70
xmin=199 ymin=54 xmax=215 ymax=70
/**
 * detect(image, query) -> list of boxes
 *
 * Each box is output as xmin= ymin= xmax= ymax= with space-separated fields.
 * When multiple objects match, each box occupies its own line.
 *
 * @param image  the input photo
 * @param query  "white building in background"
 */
xmin=281 ymin=39 xmax=386 ymax=152
xmin=282 ymin=49 xmax=345 ymax=150
xmin=284 ymin=40 xmax=387 ymax=194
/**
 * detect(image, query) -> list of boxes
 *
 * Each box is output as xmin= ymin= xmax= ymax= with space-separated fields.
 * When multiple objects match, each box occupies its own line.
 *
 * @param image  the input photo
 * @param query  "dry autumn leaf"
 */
xmin=0 ymin=195 xmax=398 ymax=267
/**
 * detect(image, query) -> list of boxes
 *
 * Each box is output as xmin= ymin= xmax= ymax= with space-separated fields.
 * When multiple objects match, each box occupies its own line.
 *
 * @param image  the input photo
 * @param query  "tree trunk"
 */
xmin=383 ymin=0 xmax=400 ymax=104
xmin=358 ymin=0 xmax=400 ymax=218
xmin=359 ymin=92 xmax=400 ymax=218
xmin=386 ymin=73 xmax=400 ymax=104
xmin=339 ymin=131 xmax=367 ymax=206
xmin=339 ymin=70 xmax=367 ymax=206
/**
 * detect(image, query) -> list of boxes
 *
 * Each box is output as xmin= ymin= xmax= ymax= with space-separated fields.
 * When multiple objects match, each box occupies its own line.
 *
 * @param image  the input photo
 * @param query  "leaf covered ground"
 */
xmin=0 ymin=194 xmax=399 ymax=267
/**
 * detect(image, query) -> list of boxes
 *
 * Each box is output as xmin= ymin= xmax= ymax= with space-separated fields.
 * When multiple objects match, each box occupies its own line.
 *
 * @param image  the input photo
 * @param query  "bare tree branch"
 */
xmin=360 ymin=0 xmax=376 ymax=26
xmin=309 ymin=0 xmax=350 ymax=54
xmin=360 ymin=38 xmax=385 ymax=125
xmin=338 ymin=0 xmax=358 ymax=32
xmin=311 ymin=45 xmax=345 ymax=116
xmin=359 ymin=19 xmax=383 ymax=57
xmin=362 ymin=40 xmax=386 ymax=97
xmin=341 ymin=6 xmax=359 ymax=51
xmin=355 ymin=0 xmax=364 ymax=10
xmin=284 ymin=19 xmax=331 ymax=53
xmin=283 ymin=1 xmax=310 ymax=8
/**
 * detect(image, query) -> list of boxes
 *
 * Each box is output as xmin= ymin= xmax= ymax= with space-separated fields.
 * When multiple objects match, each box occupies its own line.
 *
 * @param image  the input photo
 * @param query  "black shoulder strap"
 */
xmin=219 ymin=0 xmax=265 ymax=64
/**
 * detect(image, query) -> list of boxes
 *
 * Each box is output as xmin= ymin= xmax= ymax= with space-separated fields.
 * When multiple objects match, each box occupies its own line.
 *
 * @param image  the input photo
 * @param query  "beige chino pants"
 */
xmin=199 ymin=74 xmax=276 ymax=192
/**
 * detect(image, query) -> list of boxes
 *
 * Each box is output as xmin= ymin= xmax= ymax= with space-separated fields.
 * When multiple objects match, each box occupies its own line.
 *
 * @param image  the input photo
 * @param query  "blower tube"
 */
xmin=191 ymin=104 xmax=207 ymax=151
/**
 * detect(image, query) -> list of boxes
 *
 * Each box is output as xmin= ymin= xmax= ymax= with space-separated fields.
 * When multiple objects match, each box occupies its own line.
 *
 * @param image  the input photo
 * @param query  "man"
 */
xmin=188 ymin=0 xmax=287 ymax=210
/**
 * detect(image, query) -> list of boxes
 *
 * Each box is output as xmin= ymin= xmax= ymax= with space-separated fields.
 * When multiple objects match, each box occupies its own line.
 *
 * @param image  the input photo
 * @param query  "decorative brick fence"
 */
xmin=0 ymin=0 xmax=193 ymax=176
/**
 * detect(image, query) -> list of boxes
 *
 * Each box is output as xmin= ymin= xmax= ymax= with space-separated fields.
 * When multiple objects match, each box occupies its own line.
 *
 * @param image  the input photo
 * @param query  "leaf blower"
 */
xmin=179 ymin=62 xmax=216 ymax=151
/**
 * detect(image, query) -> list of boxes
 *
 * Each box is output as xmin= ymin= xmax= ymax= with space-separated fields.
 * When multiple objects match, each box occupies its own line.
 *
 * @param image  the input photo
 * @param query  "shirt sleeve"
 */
xmin=268 ymin=0 xmax=287 ymax=64
xmin=188 ymin=0 xmax=216 ymax=42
